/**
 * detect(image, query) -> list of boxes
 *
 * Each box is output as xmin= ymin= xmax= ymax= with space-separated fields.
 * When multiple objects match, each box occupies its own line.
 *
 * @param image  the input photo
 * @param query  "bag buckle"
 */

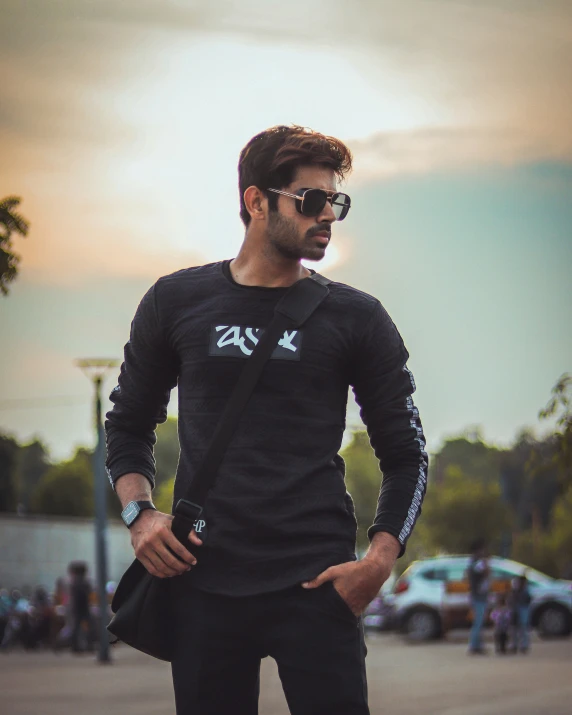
xmin=174 ymin=499 xmax=203 ymax=522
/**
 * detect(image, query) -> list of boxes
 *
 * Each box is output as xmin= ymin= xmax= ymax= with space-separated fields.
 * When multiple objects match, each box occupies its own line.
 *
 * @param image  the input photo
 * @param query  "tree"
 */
xmin=0 ymin=434 xmax=19 ymax=511
xmin=32 ymin=448 xmax=94 ymax=517
xmin=510 ymin=531 xmax=560 ymax=578
xmin=500 ymin=430 xmax=560 ymax=532
xmin=431 ymin=434 xmax=500 ymax=485
xmin=549 ymin=486 xmax=572 ymax=578
xmin=419 ymin=466 xmax=512 ymax=555
xmin=154 ymin=476 xmax=175 ymax=514
xmin=154 ymin=417 xmax=180 ymax=489
xmin=0 ymin=196 xmax=30 ymax=295
xmin=15 ymin=439 xmax=50 ymax=513
xmin=538 ymin=373 xmax=572 ymax=489
xmin=149 ymin=416 xmax=180 ymax=512
xmin=507 ymin=376 xmax=572 ymax=578
xmin=341 ymin=431 xmax=384 ymax=552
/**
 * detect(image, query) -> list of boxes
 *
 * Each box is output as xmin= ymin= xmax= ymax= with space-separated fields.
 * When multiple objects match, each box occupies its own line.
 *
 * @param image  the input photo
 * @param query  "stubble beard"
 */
xmin=266 ymin=211 xmax=326 ymax=262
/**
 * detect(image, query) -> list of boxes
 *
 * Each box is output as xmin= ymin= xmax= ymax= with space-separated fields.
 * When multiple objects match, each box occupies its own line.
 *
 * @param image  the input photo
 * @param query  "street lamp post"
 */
xmin=76 ymin=358 xmax=120 ymax=664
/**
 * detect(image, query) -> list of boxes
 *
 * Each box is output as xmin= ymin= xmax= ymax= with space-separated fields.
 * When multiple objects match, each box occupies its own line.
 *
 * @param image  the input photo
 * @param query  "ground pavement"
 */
xmin=1 ymin=631 xmax=571 ymax=714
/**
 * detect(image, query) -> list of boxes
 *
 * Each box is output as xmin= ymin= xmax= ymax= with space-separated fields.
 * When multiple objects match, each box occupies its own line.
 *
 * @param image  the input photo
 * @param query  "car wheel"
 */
xmin=537 ymin=605 xmax=571 ymax=638
xmin=403 ymin=608 xmax=441 ymax=642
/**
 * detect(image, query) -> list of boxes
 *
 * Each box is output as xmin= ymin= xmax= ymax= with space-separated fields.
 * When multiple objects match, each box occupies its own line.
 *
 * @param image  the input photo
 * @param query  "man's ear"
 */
xmin=243 ymin=186 xmax=266 ymax=221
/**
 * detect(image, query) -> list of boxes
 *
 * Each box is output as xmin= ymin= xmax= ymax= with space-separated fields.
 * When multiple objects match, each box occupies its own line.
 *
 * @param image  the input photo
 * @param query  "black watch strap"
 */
xmin=121 ymin=500 xmax=156 ymax=528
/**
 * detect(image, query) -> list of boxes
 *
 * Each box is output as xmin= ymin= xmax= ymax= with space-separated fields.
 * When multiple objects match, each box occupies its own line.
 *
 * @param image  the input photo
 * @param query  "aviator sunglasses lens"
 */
xmin=300 ymin=189 xmax=328 ymax=217
xmin=298 ymin=189 xmax=351 ymax=220
xmin=332 ymin=193 xmax=350 ymax=220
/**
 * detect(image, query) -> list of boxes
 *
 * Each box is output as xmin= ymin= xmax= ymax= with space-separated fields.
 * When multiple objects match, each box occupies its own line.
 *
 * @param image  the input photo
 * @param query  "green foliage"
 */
xmin=32 ymin=448 xmax=94 ymax=517
xmin=151 ymin=416 xmax=179 ymax=512
xmin=154 ymin=477 xmax=175 ymax=514
xmin=15 ymin=439 xmax=50 ymax=512
xmin=501 ymin=431 xmax=560 ymax=531
xmin=0 ymin=196 xmax=29 ymax=296
xmin=420 ymin=466 xmax=512 ymax=554
xmin=549 ymin=486 xmax=572 ymax=578
xmin=538 ymin=373 xmax=572 ymax=489
xmin=0 ymin=434 xmax=19 ymax=511
xmin=431 ymin=433 xmax=500 ymax=484
xmin=392 ymin=526 xmax=434 ymax=577
xmin=154 ymin=417 xmax=180 ymax=489
xmin=511 ymin=531 xmax=560 ymax=579
xmin=341 ymin=431 xmax=383 ymax=552
xmin=106 ymin=479 xmax=123 ymax=519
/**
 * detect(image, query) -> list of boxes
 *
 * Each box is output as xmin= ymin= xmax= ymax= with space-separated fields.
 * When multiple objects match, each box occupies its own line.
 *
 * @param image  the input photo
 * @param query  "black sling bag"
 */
xmin=107 ymin=273 xmax=331 ymax=661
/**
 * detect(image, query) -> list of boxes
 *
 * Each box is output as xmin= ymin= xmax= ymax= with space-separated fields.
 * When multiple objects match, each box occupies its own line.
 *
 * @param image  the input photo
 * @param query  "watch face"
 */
xmin=122 ymin=501 xmax=140 ymax=527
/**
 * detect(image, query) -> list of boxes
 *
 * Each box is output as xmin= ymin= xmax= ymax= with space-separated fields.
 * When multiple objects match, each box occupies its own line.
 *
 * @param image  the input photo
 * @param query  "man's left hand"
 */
xmin=301 ymin=532 xmax=400 ymax=616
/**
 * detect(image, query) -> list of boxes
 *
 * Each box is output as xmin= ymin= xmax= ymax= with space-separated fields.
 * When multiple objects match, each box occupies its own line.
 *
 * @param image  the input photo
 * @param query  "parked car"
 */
xmin=392 ymin=555 xmax=572 ymax=642
xmin=362 ymin=573 xmax=397 ymax=631
xmin=363 ymin=593 xmax=396 ymax=632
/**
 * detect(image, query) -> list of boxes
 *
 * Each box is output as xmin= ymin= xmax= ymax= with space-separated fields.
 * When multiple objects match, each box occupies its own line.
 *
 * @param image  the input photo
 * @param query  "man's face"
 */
xmin=266 ymin=165 xmax=337 ymax=262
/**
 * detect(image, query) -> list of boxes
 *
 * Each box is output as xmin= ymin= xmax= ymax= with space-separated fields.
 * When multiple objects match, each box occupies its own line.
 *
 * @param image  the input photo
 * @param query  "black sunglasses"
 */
xmin=267 ymin=187 xmax=351 ymax=221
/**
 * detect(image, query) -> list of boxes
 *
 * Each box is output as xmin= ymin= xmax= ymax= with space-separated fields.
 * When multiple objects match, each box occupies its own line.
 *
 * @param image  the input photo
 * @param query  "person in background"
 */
xmin=0 ymin=589 xmax=30 ymax=650
xmin=0 ymin=588 xmax=11 ymax=643
xmin=53 ymin=577 xmax=69 ymax=608
xmin=466 ymin=539 xmax=490 ymax=655
xmin=27 ymin=586 xmax=53 ymax=649
xmin=510 ymin=573 xmax=532 ymax=654
xmin=490 ymin=593 xmax=512 ymax=654
xmin=68 ymin=562 xmax=95 ymax=654
xmin=52 ymin=576 xmax=72 ymax=650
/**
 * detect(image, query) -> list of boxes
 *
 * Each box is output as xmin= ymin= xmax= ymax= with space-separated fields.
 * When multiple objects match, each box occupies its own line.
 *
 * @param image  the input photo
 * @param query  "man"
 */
xmin=68 ymin=561 xmax=95 ymax=654
xmin=106 ymin=125 xmax=428 ymax=714
xmin=467 ymin=539 xmax=490 ymax=655
xmin=509 ymin=573 xmax=532 ymax=654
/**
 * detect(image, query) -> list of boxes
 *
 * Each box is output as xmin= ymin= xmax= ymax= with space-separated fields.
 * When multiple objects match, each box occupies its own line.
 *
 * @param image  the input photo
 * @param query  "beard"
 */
xmin=266 ymin=210 xmax=327 ymax=262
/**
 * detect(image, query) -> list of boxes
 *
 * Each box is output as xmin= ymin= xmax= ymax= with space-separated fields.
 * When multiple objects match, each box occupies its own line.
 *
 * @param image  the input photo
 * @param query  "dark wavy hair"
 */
xmin=238 ymin=125 xmax=353 ymax=226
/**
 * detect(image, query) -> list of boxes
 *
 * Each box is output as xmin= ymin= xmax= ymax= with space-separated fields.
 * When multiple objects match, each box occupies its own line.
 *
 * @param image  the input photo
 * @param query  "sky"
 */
xmin=1 ymin=0 xmax=571 ymax=460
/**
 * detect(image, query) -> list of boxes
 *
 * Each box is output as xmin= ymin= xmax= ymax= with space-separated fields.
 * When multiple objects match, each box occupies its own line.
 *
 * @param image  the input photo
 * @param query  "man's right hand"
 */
xmin=130 ymin=509 xmax=202 ymax=578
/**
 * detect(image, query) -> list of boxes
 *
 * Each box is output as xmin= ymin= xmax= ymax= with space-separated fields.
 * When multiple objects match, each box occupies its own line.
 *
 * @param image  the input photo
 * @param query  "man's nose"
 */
xmin=316 ymin=199 xmax=336 ymax=224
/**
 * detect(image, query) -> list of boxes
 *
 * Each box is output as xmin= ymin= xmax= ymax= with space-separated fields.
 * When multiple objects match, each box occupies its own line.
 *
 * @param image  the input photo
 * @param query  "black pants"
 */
xmin=495 ymin=631 xmax=508 ymax=653
xmin=170 ymin=581 xmax=369 ymax=715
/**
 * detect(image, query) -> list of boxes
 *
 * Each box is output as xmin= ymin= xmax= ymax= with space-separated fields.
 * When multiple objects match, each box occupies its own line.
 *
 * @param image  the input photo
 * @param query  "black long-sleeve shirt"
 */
xmin=105 ymin=260 xmax=428 ymax=596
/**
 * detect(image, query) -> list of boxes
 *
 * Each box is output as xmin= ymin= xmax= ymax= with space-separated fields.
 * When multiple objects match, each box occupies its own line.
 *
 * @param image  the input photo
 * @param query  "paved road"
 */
xmin=1 ymin=632 xmax=571 ymax=714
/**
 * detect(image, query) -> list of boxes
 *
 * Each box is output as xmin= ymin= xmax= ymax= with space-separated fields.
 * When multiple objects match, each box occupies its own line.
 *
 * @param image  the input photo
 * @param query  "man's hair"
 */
xmin=238 ymin=125 xmax=353 ymax=226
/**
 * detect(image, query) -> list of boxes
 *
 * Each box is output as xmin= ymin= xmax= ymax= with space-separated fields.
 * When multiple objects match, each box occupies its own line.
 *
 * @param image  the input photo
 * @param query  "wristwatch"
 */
xmin=121 ymin=500 xmax=157 ymax=528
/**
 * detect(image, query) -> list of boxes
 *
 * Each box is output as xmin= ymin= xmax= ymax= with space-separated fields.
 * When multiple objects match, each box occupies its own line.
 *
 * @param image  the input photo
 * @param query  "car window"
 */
xmin=444 ymin=566 xmax=467 ymax=581
xmin=420 ymin=568 xmax=448 ymax=581
xmin=491 ymin=564 xmax=551 ymax=586
xmin=492 ymin=567 xmax=549 ymax=587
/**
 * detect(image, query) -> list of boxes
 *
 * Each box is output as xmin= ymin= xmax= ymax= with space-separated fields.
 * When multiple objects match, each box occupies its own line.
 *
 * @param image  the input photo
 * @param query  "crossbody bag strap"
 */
xmin=171 ymin=273 xmax=331 ymax=544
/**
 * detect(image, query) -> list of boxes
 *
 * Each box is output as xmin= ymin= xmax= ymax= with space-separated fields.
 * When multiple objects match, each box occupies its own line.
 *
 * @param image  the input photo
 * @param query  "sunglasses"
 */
xmin=267 ymin=187 xmax=351 ymax=221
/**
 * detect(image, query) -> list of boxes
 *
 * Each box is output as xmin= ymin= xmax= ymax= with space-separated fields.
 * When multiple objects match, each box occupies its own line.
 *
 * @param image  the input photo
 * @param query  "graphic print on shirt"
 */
xmin=209 ymin=324 xmax=303 ymax=360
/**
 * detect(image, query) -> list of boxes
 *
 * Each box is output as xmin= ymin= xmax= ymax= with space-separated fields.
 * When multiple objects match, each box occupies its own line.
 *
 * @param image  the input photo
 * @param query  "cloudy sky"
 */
xmin=1 ymin=0 xmax=571 ymax=460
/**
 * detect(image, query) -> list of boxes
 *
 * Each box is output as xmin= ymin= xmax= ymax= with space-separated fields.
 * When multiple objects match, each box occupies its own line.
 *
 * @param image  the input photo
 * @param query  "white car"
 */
xmin=391 ymin=555 xmax=572 ymax=642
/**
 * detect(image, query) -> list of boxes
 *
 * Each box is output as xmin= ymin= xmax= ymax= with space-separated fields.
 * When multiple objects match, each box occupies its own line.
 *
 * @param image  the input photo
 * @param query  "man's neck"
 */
xmin=230 ymin=241 xmax=311 ymax=288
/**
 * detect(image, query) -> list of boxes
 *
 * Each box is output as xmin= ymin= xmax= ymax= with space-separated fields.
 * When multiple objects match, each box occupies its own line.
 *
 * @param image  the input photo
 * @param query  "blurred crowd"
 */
xmin=468 ymin=541 xmax=533 ymax=656
xmin=0 ymin=562 xmax=115 ymax=654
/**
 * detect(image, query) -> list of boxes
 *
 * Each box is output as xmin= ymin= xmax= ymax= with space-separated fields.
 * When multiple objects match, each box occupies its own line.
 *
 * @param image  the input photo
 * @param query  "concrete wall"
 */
xmin=0 ymin=513 xmax=134 ymax=591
